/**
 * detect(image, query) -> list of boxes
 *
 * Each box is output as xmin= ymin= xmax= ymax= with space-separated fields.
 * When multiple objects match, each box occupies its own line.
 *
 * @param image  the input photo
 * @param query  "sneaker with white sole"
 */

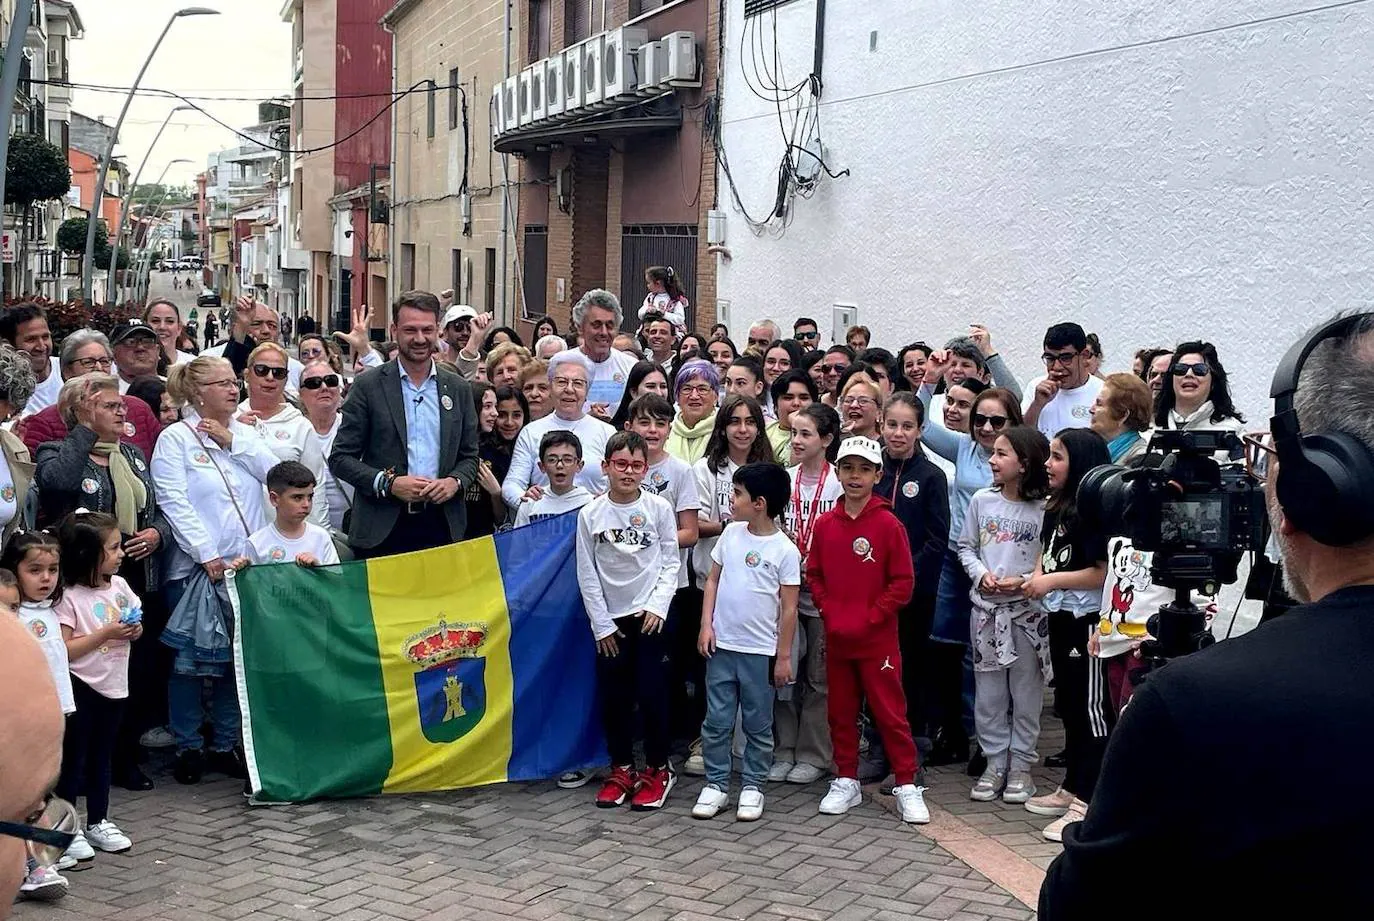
xmin=892 ymin=784 xmax=930 ymax=824
xmin=970 ymin=766 xmax=1007 ymax=801
xmin=139 ymin=726 xmax=175 ymax=749
xmin=682 ymin=739 xmax=706 ymax=776
xmin=767 ymin=760 xmax=794 ymax=782
xmin=56 ymin=853 xmax=80 ymax=872
xmin=818 ymin=777 xmax=863 ymax=815
xmin=1002 ymin=769 xmax=1035 ymax=804
xmin=19 ymin=865 xmax=68 ymax=901
xmin=84 ymin=820 xmax=132 ymax=853
xmin=1042 ymin=797 xmax=1088 ymax=842
xmin=692 ymin=784 xmax=729 ymax=819
xmin=557 ymin=770 xmax=592 ymax=789
xmin=1025 ymin=785 xmax=1074 ymax=817
xmin=63 ymin=829 xmax=95 ymax=863
xmin=786 ymin=762 xmax=825 ymax=784
xmin=736 ymin=786 xmax=764 ymax=822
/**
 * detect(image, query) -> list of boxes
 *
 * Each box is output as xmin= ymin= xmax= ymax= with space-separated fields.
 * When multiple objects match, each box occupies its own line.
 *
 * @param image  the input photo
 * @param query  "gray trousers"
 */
xmin=773 ymin=614 xmax=832 ymax=769
xmin=973 ymin=627 xmax=1043 ymax=772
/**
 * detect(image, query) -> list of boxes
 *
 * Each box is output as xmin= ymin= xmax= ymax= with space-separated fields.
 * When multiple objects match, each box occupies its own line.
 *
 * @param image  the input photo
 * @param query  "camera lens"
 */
xmin=1077 ymin=463 xmax=1131 ymax=536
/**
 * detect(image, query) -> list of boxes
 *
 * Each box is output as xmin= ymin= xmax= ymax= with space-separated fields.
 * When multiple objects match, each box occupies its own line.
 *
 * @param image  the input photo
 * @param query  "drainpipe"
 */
xmin=499 ymin=0 xmax=511 ymax=321
xmin=386 ymin=18 xmax=398 ymax=307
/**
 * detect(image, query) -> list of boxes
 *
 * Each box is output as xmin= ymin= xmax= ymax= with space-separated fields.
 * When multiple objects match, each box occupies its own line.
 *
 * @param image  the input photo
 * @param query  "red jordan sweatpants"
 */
xmin=826 ymin=638 xmax=920 ymax=785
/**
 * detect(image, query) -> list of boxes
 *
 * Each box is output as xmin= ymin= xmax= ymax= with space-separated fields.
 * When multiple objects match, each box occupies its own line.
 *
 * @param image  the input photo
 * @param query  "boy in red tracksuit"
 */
xmin=807 ymin=436 xmax=929 ymax=824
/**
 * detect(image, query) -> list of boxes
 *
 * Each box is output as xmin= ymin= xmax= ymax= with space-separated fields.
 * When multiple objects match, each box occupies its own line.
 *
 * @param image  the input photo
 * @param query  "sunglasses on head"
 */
xmin=1172 ymin=362 xmax=1210 ymax=378
xmin=971 ymin=412 xmax=1010 ymax=430
xmin=299 ymin=374 xmax=341 ymax=390
xmin=251 ymin=364 xmax=289 ymax=381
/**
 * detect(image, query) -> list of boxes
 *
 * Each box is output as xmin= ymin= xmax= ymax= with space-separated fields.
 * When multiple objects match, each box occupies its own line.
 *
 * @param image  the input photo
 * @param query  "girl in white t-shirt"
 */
xmin=773 ymin=403 xmax=844 ymax=784
xmin=1 ymin=529 xmax=77 ymax=891
xmin=53 ymin=512 xmax=143 ymax=862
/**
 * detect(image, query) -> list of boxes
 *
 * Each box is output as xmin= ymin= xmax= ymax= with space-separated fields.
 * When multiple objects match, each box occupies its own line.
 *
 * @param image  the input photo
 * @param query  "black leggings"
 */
xmin=597 ymin=615 xmax=671 ymax=769
xmin=897 ymin=592 xmax=937 ymax=746
xmin=56 ymin=677 xmax=127 ymax=826
xmin=1048 ymin=610 xmax=1109 ymax=799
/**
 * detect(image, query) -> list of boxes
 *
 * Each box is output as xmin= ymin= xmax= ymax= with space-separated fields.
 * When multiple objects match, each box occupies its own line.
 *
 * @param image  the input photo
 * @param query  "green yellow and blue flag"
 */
xmin=229 ymin=513 xmax=605 ymax=803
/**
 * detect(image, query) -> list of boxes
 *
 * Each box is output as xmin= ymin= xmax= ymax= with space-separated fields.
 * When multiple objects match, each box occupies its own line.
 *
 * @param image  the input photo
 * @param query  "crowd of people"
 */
xmin=0 ymin=266 xmax=1282 ymax=905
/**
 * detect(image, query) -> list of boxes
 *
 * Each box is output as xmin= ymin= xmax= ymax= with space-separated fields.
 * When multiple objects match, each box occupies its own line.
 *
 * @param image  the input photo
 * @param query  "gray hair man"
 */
xmin=746 ymin=319 xmax=781 ymax=354
xmin=1040 ymin=313 xmax=1374 ymax=918
xmin=559 ymin=288 xmax=637 ymax=418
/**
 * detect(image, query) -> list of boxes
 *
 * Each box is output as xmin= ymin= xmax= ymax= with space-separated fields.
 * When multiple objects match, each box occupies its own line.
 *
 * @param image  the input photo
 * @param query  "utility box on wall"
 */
xmin=833 ymin=303 xmax=858 ymax=341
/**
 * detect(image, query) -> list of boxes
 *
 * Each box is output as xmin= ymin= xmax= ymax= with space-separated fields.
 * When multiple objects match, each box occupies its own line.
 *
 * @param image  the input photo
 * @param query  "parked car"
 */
xmin=196 ymin=289 xmax=221 ymax=309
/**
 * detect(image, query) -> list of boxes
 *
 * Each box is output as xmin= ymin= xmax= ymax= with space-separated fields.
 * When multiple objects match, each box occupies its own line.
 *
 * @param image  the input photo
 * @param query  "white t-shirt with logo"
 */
xmin=247 ymin=522 xmax=340 ymax=566
xmin=709 ymin=522 xmax=801 ymax=656
xmin=784 ymin=464 xmax=844 ymax=616
xmin=20 ymin=600 xmax=74 ymax=714
xmin=642 ymin=454 xmax=700 ymax=588
xmin=559 ymin=347 xmax=637 ymax=412
xmin=692 ymin=457 xmax=738 ymax=581
xmin=575 ymin=490 xmax=681 ymax=640
xmin=1029 ymin=375 xmax=1104 ymax=440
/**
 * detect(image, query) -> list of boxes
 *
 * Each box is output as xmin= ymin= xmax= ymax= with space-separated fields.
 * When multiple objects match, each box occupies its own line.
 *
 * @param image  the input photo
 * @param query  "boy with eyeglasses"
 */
xmin=1024 ymin=322 xmax=1103 ymax=440
xmin=513 ymin=431 xmax=591 ymax=528
xmin=575 ymin=431 xmax=682 ymax=811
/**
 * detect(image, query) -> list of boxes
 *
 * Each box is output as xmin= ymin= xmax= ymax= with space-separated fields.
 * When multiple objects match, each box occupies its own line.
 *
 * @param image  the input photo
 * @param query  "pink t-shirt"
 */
xmin=53 ymin=576 xmax=139 ymax=699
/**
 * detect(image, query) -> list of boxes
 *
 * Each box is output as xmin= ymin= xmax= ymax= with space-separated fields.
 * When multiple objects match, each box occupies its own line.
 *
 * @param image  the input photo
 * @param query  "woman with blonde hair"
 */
xmin=151 ymin=356 xmax=280 ymax=785
xmin=486 ymin=342 xmax=533 ymax=388
xmin=238 ymin=341 xmax=328 ymax=526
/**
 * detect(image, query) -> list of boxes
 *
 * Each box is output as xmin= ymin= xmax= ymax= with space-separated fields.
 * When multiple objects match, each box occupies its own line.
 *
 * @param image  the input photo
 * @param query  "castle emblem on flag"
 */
xmin=404 ymin=619 xmax=489 ymax=744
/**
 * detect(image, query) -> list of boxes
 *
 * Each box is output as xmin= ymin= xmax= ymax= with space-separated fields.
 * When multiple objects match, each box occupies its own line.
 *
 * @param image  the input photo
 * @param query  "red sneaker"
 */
xmin=595 ymin=765 xmax=638 ymax=808
xmin=630 ymin=765 xmax=676 ymax=811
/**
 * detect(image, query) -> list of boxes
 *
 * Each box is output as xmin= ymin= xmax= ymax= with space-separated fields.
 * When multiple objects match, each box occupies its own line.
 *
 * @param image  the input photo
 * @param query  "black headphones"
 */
xmin=1269 ymin=312 xmax=1374 ymax=546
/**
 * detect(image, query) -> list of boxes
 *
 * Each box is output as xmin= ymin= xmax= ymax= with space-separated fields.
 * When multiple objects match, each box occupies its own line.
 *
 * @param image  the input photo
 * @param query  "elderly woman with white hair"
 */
xmin=501 ymin=350 xmax=614 ymax=509
xmin=0 ymin=344 xmax=37 ymax=544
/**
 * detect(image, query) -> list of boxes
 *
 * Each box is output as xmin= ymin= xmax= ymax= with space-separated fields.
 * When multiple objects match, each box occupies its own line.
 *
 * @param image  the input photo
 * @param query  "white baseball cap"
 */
xmin=836 ymin=436 xmax=883 ymax=466
xmin=441 ymin=304 xmax=477 ymax=327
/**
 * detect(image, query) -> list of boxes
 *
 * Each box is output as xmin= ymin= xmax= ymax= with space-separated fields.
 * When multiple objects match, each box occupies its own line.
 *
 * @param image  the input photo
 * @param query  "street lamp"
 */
xmin=106 ymin=109 xmax=195 ymax=301
xmin=118 ymin=158 xmax=190 ymax=303
xmin=80 ymin=6 xmax=220 ymax=304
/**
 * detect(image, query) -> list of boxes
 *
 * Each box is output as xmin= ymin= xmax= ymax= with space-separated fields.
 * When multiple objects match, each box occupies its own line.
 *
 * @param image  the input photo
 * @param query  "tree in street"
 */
xmin=5 ymin=134 xmax=72 ymax=290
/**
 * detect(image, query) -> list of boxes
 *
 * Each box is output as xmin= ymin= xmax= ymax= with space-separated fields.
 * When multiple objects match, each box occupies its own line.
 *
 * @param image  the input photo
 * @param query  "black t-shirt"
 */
xmin=1040 ymin=584 xmax=1374 ymax=920
xmin=1040 ymin=506 xmax=1106 ymax=577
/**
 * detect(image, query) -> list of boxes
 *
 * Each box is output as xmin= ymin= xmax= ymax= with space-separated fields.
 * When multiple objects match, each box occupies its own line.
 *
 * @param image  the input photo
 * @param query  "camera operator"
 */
xmin=1040 ymin=313 xmax=1374 ymax=919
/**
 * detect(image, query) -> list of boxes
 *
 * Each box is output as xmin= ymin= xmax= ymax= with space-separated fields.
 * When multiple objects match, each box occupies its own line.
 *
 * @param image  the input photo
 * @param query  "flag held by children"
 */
xmin=229 ymin=514 xmax=605 ymax=803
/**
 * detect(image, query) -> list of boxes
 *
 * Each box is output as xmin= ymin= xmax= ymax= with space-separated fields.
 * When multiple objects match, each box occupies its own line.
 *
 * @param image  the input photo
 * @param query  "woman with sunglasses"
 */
xmin=1153 ymin=342 xmax=1247 ymax=452
xmin=238 ymin=343 xmax=329 ymax=527
xmin=297 ymin=359 xmax=351 ymax=536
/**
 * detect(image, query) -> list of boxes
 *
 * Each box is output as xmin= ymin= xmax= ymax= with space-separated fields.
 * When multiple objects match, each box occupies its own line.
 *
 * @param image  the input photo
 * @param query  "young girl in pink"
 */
xmin=53 ymin=512 xmax=143 ymax=861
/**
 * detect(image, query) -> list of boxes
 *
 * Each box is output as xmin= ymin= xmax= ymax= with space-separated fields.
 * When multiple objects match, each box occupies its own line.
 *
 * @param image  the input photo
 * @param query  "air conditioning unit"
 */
xmin=603 ymin=26 xmax=648 ymax=100
xmin=661 ymin=31 xmax=698 ymax=83
xmin=581 ymin=33 xmax=605 ymax=107
xmin=544 ymin=57 xmax=564 ymax=118
xmin=501 ymin=76 xmax=519 ymax=132
xmin=636 ymin=40 xmax=665 ymax=95
xmin=490 ymin=85 xmax=505 ymax=136
xmin=517 ymin=68 xmax=534 ymax=127
xmin=562 ymin=43 xmax=585 ymax=113
xmin=530 ymin=64 xmax=546 ymax=121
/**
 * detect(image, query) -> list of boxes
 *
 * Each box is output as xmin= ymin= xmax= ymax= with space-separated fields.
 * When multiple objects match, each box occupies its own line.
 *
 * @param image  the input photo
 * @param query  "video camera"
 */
xmin=1078 ymin=429 xmax=1267 ymax=665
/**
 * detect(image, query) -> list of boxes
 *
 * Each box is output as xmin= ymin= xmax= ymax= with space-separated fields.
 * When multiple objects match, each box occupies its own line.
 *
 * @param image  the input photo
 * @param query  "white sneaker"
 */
xmin=970 ymin=766 xmax=1007 ymax=801
xmin=84 ymin=820 xmax=132 ymax=853
xmin=1002 ymin=769 xmax=1036 ymax=805
xmin=786 ymin=762 xmax=826 ymax=784
xmin=1043 ymin=797 xmax=1088 ymax=842
xmin=893 ymin=784 xmax=930 ymax=824
xmin=19 ymin=865 xmax=68 ymax=901
xmin=557 ymin=770 xmax=592 ymax=788
xmin=56 ymin=853 xmax=80 ymax=872
xmin=683 ymin=738 xmax=706 ymax=776
xmin=736 ymin=786 xmax=764 ymax=822
xmin=63 ymin=829 xmax=95 ymax=862
xmin=818 ymin=777 xmax=862 ymax=815
xmin=139 ymin=726 xmax=175 ymax=749
xmin=691 ymin=784 xmax=729 ymax=819
xmin=767 ymin=760 xmax=794 ymax=782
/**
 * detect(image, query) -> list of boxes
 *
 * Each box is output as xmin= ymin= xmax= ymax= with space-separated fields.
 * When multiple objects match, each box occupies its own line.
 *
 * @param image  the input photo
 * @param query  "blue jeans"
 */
xmin=932 ymin=548 xmax=976 ymax=737
xmin=702 ymin=649 xmax=774 ymax=789
xmin=165 ymin=576 xmax=241 ymax=753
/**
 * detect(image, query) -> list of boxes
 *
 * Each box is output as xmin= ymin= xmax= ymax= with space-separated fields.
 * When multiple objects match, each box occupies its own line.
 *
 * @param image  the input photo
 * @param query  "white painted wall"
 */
xmin=715 ymin=0 xmax=1374 ymax=423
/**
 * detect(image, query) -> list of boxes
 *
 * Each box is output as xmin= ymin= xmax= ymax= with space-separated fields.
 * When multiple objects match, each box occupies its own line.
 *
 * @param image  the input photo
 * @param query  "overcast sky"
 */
xmin=67 ymin=0 xmax=291 ymax=197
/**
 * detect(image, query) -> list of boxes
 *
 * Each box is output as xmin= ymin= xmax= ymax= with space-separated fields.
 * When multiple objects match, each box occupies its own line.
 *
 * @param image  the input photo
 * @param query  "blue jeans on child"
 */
xmin=164 ymin=575 xmax=241 ymax=753
xmin=702 ymin=649 xmax=774 ymax=789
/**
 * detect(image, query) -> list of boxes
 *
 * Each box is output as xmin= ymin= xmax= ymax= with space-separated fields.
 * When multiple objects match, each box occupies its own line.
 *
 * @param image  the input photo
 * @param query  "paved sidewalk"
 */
xmin=14 ymin=753 xmax=1049 ymax=921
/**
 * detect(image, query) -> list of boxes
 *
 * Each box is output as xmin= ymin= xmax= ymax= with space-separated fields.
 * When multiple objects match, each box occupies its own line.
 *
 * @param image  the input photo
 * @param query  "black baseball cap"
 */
xmin=110 ymin=319 xmax=159 ymax=346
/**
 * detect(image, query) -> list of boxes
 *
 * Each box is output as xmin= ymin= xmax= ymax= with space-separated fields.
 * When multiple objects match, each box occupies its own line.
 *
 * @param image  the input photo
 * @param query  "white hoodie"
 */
xmin=238 ymin=400 xmax=330 ymax=527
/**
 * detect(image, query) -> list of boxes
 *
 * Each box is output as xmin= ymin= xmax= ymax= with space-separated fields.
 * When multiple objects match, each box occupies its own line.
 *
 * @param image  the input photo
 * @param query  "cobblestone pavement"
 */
xmin=14 ymin=735 xmax=1064 ymax=921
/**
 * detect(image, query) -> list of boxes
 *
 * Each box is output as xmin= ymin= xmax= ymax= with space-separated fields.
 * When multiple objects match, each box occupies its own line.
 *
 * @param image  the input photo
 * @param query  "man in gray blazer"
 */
xmin=329 ymin=291 xmax=479 ymax=558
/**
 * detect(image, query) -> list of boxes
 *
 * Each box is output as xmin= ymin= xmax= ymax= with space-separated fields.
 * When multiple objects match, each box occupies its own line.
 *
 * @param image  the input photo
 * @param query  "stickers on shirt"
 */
xmin=853 ymin=537 xmax=875 ymax=562
xmin=269 ymin=547 xmax=287 ymax=562
xmin=124 ymin=421 xmax=137 ymax=437
xmin=81 ymin=477 xmax=100 ymax=494
xmin=744 ymin=550 xmax=762 ymax=568
xmin=134 ymin=457 xmax=146 ymax=472
xmin=629 ymin=513 xmax=646 ymax=529
xmin=27 ymin=618 xmax=47 ymax=639
xmin=274 ymin=429 xmax=291 ymax=441
xmin=1071 ymin=404 xmax=1092 ymax=419
xmin=441 ymin=394 xmax=453 ymax=411
xmin=901 ymin=481 xmax=919 ymax=499
xmin=191 ymin=450 xmax=211 ymax=466
xmin=613 ymin=372 xmax=625 ymax=383
xmin=644 ymin=470 xmax=669 ymax=495
xmin=0 ymin=484 xmax=14 ymax=503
